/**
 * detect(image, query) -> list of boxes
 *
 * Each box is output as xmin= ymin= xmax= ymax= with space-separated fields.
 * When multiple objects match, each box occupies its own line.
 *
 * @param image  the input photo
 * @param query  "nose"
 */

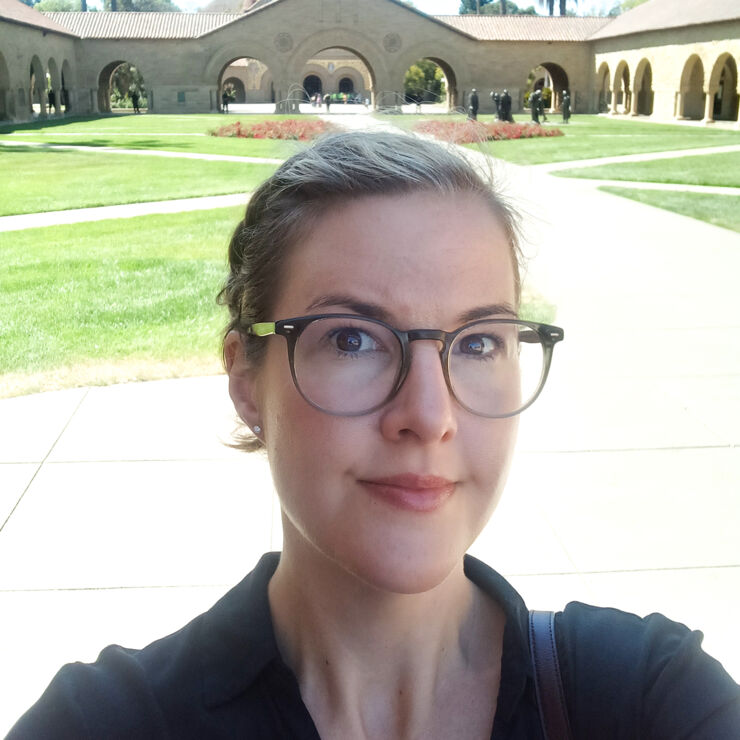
xmin=379 ymin=341 xmax=457 ymax=444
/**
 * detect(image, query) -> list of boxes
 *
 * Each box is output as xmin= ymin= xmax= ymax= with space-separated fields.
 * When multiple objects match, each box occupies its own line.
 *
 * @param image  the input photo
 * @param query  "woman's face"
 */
xmin=231 ymin=191 xmax=519 ymax=594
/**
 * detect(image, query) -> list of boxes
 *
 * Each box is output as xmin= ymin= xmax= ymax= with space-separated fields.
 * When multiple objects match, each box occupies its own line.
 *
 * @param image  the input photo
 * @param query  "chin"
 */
xmin=325 ymin=530 xmax=468 ymax=596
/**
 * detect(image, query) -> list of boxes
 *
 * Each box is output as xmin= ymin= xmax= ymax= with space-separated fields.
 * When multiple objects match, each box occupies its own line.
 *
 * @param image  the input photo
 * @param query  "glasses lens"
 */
xmin=448 ymin=321 xmax=546 ymax=417
xmin=292 ymin=317 xmax=402 ymax=415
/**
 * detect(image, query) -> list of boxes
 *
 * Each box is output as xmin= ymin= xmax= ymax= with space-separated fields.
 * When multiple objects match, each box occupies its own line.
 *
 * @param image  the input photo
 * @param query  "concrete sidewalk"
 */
xmin=2 ymin=137 xmax=739 ymax=734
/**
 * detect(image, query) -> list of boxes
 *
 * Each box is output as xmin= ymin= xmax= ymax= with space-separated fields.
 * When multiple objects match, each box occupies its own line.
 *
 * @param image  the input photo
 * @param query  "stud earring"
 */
xmin=252 ymin=425 xmax=262 ymax=435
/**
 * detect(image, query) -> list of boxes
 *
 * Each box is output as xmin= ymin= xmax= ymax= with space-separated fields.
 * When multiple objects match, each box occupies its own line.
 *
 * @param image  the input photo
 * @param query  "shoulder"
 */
xmin=7 ymin=618 xmax=205 ymax=739
xmin=8 ymin=553 xmax=282 ymax=739
xmin=556 ymin=602 xmax=740 ymax=739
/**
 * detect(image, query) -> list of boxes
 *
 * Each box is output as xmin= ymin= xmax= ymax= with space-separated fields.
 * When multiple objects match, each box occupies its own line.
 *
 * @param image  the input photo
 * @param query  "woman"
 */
xmin=9 ymin=132 xmax=739 ymax=738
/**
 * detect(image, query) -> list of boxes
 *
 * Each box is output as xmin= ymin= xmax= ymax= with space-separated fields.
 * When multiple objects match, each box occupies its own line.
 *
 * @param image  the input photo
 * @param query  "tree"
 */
xmin=403 ymin=59 xmax=446 ymax=103
xmin=104 ymin=0 xmax=181 ymax=9
xmin=538 ymin=0 xmax=576 ymax=15
xmin=459 ymin=0 xmax=536 ymax=14
xmin=110 ymin=62 xmax=146 ymax=107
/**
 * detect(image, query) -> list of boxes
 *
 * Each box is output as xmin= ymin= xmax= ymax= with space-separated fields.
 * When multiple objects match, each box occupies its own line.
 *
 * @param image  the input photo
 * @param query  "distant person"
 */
xmin=131 ymin=91 xmax=140 ymax=114
xmin=500 ymin=89 xmax=512 ymax=122
xmin=530 ymin=89 xmax=540 ymax=124
xmin=323 ymin=93 xmax=331 ymax=112
xmin=468 ymin=88 xmax=479 ymax=120
xmin=47 ymin=89 xmax=55 ymax=115
xmin=490 ymin=90 xmax=501 ymax=121
xmin=562 ymin=90 xmax=571 ymax=124
xmin=538 ymin=90 xmax=548 ymax=122
xmin=221 ymin=90 xmax=229 ymax=113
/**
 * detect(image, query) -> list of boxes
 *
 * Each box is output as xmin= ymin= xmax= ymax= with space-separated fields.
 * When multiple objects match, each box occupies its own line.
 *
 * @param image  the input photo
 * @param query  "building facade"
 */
xmin=0 ymin=0 xmax=737 ymax=124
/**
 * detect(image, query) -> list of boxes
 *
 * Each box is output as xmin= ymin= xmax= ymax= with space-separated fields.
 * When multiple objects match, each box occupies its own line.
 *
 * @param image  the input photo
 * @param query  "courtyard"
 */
xmin=1 ymin=109 xmax=739 ymax=733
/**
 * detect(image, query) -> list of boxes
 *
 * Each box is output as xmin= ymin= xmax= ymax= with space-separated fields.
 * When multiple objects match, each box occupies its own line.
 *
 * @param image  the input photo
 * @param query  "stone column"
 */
xmin=630 ymin=88 xmax=640 ymax=116
xmin=609 ymin=89 xmax=618 ymax=114
xmin=675 ymin=90 xmax=685 ymax=120
xmin=702 ymin=88 xmax=717 ymax=124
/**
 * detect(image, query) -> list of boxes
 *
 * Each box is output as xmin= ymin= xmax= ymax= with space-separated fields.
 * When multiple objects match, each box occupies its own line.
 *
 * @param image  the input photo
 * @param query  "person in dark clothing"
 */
xmin=323 ymin=93 xmax=330 ymax=112
xmin=490 ymin=90 xmax=501 ymax=120
xmin=530 ymin=89 xmax=540 ymax=124
xmin=468 ymin=88 xmax=479 ymax=120
xmin=221 ymin=90 xmax=229 ymax=113
xmin=562 ymin=89 xmax=571 ymax=123
xmin=500 ymin=88 xmax=512 ymax=122
xmin=131 ymin=90 xmax=140 ymax=114
xmin=47 ymin=89 xmax=56 ymax=115
xmin=8 ymin=132 xmax=740 ymax=740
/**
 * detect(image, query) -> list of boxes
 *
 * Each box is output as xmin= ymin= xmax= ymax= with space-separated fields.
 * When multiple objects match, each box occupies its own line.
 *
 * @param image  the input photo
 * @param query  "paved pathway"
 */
xmin=0 ymin=138 xmax=284 ymax=164
xmin=1 ymin=116 xmax=739 ymax=735
xmin=532 ymin=143 xmax=740 ymax=172
xmin=0 ymin=193 xmax=251 ymax=232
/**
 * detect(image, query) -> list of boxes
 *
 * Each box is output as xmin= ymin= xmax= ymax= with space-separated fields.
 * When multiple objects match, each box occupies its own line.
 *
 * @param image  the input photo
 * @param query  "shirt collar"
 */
xmin=201 ymin=551 xmax=282 ymax=708
xmin=200 ymin=551 xmax=531 ymax=719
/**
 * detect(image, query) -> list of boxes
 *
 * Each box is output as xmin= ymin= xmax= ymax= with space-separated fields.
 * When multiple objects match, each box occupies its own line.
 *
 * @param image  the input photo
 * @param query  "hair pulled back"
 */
xmin=217 ymin=130 xmax=522 ymax=449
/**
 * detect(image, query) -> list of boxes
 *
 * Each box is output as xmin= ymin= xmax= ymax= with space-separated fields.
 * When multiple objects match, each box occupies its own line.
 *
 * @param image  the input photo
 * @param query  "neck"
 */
xmin=268 ymin=531 xmax=505 ymax=738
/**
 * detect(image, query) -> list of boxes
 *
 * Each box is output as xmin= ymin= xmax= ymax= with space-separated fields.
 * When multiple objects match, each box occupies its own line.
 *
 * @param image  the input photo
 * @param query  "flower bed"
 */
xmin=209 ymin=118 xmax=335 ymax=141
xmin=413 ymin=120 xmax=564 ymax=144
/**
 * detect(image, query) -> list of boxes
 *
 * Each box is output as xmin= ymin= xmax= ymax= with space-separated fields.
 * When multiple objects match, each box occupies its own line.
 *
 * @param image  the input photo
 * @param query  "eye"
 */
xmin=458 ymin=333 xmax=500 ymax=356
xmin=329 ymin=326 xmax=382 ymax=354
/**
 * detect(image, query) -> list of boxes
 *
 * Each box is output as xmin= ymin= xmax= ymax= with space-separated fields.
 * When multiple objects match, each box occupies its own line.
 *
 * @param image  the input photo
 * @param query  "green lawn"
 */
xmin=0 ymin=147 xmax=276 ymax=215
xmin=554 ymin=151 xmax=740 ymax=187
xmin=0 ymin=113 xmax=313 ymax=157
xmin=0 ymin=206 xmax=243 ymax=396
xmin=599 ymin=187 xmax=740 ymax=233
xmin=385 ymin=113 xmax=739 ymax=165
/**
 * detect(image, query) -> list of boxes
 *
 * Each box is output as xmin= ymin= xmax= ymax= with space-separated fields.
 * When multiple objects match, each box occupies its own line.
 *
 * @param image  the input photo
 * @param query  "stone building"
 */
xmin=0 ymin=0 xmax=737 ymax=124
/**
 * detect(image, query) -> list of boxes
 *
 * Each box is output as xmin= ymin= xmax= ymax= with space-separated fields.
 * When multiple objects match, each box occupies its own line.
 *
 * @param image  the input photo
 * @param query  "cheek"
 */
xmin=464 ymin=416 xmax=519 ymax=494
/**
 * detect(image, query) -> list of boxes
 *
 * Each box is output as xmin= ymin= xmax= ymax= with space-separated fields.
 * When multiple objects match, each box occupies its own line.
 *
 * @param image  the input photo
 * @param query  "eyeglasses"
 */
xmin=247 ymin=314 xmax=564 ymax=418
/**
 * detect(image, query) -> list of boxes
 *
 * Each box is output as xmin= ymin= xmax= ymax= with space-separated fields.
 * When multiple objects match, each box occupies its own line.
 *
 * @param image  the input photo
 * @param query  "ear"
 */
xmin=224 ymin=330 xmax=262 ymax=431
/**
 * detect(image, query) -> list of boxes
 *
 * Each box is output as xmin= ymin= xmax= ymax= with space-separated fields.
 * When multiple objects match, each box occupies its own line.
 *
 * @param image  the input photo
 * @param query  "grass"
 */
xmin=0 ymin=148 xmax=276 ymax=215
xmin=0 ymin=113 xmax=309 ymax=157
xmin=554 ymin=151 xmax=740 ymax=187
xmin=385 ymin=113 xmax=739 ymax=165
xmin=2 ymin=113 xmax=736 ymax=395
xmin=599 ymin=187 xmax=740 ymax=233
xmin=0 ymin=207 xmax=243 ymax=397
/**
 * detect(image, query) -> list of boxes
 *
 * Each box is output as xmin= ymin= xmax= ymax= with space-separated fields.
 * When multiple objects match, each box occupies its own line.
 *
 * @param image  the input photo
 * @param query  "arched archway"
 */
xmin=678 ymin=54 xmax=704 ymax=120
xmin=98 ymin=60 xmax=145 ymax=113
xmin=597 ymin=62 xmax=610 ymax=112
xmin=303 ymin=74 xmax=322 ymax=99
xmin=0 ymin=50 xmax=11 ymax=121
xmin=402 ymin=57 xmax=452 ymax=110
xmin=222 ymin=76 xmax=246 ymax=103
xmin=633 ymin=58 xmax=653 ymax=116
xmin=289 ymin=36 xmax=378 ymax=111
xmin=61 ymin=59 xmax=73 ymax=113
xmin=709 ymin=53 xmax=738 ymax=122
xmin=47 ymin=57 xmax=61 ymax=115
xmin=612 ymin=60 xmax=631 ymax=113
xmin=218 ymin=56 xmax=274 ymax=108
xmin=338 ymin=76 xmax=354 ymax=94
xmin=29 ymin=55 xmax=45 ymax=117
xmin=526 ymin=62 xmax=569 ymax=112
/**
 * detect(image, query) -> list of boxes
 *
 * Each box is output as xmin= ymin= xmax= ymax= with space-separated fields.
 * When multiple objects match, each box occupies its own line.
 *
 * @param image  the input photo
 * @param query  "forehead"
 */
xmin=275 ymin=191 xmax=516 ymax=326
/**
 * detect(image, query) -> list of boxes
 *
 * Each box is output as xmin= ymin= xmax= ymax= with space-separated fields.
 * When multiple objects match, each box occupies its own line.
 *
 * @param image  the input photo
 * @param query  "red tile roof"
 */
xmin=0 ymin=0 xmax=78 ymax=36
xmin=589 ymin=0 xmax=740 ymax=40
xmin=433 ymin=14 xmax=612 ymax=42
xmin=43 ymin=10 xmax=240 ymax=39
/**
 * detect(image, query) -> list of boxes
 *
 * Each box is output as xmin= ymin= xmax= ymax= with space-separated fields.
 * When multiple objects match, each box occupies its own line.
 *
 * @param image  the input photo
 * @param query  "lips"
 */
xmin=358 ymin=473 xmax=455 ymax=513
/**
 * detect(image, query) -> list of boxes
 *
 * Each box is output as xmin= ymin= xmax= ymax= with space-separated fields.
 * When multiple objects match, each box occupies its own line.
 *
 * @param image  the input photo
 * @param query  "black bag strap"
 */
xmin=529 ymin=610 xmax=573 ymax=740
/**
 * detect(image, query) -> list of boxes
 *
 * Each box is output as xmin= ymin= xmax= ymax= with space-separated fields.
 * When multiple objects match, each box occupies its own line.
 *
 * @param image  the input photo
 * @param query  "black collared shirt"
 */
xmin=9 ymin=553 xmax=740 ymax=738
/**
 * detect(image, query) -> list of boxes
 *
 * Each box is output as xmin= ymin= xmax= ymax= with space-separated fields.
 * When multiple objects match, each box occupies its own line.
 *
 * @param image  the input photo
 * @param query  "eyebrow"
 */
xmin=305 ymin=295 xmax=518 ymax=325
